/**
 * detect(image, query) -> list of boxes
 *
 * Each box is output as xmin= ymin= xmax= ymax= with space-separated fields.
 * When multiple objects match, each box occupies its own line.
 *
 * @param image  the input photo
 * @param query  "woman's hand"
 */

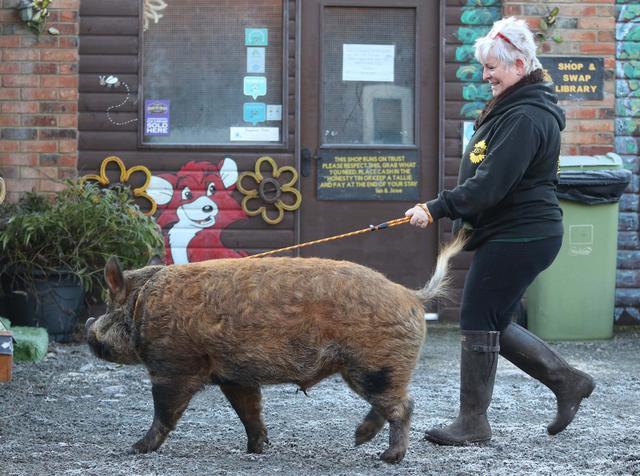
xmin=405 ymin=203 xmax=433 ymax=229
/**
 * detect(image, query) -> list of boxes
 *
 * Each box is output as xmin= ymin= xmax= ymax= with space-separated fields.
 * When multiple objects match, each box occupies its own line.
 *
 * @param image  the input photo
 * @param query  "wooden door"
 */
xmin=299 ymin=0 xmax=440 ymax=288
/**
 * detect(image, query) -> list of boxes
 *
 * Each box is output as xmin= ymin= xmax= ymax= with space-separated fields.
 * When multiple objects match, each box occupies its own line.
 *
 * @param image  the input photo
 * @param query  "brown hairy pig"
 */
xmin=85 ymin=236 xmax=465 ymax=463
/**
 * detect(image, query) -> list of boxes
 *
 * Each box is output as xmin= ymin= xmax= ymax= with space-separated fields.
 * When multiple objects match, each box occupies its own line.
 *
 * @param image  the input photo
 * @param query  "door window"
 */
xmin=321 ymin=7 xmax=416 ymax=146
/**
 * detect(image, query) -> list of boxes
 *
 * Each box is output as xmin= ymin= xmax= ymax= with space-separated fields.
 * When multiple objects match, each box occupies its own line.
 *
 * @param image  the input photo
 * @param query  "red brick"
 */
xmin=2 ymin=49 xmax=40 ymax=61
xmin=59 ymin=139 xmax=77 ymax=153
xmin=0 ymin=36 xmax=20 ymax=47
xmin=1 ymin=102 xmax=39 ymax=114
xmin=21 ymin=115 xmax=57 ymax=127
xmin=20 ymin=35 xmax=58 ymax=48
xmin=2 ymin=74 xmax=39 ymax=88
xmin=565 ymin=108 xmax=597 ymax=120
xmin=20 ymin=166 xmax=59 ymax=180
xmin=58 ymin=88 xmax=78 ymax=101
xmin=20 ymin=140 xmax=58 ymax=153
xmin=560 ymin=144 xmax=579 ymax=156
xmin=38 ymin=180 xmax=67 ymax=193
xmin=0 ymin=87 xmax=20 ymax=100
xmin=21 ymin=88 xmax=58 ymax=101
xmin=579 ymin=120 xmax=614 ymax=133
xmin=57 ymin=63 xmax=78 ymax=74
xmin=0 ymin=116 xmax=21 ymax=127
xmin=579 ymin=43 xmax=615 ymax=55
xmin=57 ymin=115 xmax=77 ymax=128
xmin=578 ymin=17 xmax=614 ymax=30
xmin=58 ymin=37 xmax=79 ymax=49
xmin=0 ymin=153 xmax=38 ymax=166
xmin=562 ymin=31 xmax=597 ymax=43
xmin=0 ymin=62 xmax=20 ymax=74
xmin=4 ymin=178 xmax=38 ymax=193
xmin=54 ymin=0 xmax=80 ymax=9
xmin=504 ymin=5 xmax=522 ymax=16
xmin=39 ymin=75 xmax=78 ymax=88
xmin=40 ymin=49 xmax=78 ymax=62
xmin=46 ymin=23 xmax=77 ymax=35
xmin=0 ymin=141 xmax=20 ymax=152
xmin=39 ymin=102 xmax=77 ymax=114
xmin=58 ymin=11 xmax=78 ymax=22
xmin=58 ymin=167 xmax=77 ymax=179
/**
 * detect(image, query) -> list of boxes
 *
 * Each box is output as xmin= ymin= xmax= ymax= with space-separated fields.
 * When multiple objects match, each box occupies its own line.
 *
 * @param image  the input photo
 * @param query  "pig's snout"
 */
xmin=85 ymin=317 xmax=96 ymax=334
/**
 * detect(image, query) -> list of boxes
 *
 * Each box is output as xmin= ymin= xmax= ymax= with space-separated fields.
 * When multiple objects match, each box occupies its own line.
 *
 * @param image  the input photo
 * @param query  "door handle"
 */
xmin=301 ymin=147 xmax=321 ymax=177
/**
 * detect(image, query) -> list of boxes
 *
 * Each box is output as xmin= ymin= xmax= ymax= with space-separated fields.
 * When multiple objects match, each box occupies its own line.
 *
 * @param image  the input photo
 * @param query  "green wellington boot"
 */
xmin=425 ymin=330 xmax=500 ymax=445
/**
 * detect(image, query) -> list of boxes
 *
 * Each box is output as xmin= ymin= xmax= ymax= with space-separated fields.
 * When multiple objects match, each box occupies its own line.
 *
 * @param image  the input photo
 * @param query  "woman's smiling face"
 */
xmin=482 ymin=54 xmax=523 ymax=97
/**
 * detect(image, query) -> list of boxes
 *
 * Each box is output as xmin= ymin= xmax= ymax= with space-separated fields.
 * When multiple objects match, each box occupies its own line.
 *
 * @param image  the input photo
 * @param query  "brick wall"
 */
xmin=0 ymin=0 xmax=79 ymax=203
xmin=504 ymin=1 xmax=617 ymax=156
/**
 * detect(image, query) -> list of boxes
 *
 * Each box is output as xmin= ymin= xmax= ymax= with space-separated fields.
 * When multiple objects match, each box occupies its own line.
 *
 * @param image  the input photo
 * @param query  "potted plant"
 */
xmin=0 ymin=180 xmax=164 ymax=342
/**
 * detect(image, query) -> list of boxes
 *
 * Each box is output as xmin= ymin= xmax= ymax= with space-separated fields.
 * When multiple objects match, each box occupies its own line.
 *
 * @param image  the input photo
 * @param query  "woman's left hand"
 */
xmin=405 ymin=203 xmax=432 ymax=229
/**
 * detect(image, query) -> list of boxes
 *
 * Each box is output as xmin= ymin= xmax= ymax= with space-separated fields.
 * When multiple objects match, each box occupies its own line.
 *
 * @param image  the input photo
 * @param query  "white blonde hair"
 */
xmin=474 ymin=17 xmax=541 ymax=74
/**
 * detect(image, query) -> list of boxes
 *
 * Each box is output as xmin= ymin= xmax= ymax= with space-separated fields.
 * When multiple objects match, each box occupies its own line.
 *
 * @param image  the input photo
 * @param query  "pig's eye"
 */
xmin=181 ymin=187 xmax=192 ymax=200
xmin=206 ymin=183 xmax=216 ymax=196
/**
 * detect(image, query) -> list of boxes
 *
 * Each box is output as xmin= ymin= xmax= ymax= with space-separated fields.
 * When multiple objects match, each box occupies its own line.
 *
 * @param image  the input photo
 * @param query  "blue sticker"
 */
xmin=144 ymin=99 xmax=170 ymax=136
xmin=243 ymin=103 xmax=266 ymax=125
xmin=245 ymin=28 xmax=268 ymax=46
xmin=243 ymin=76 xmax=267 ymax=99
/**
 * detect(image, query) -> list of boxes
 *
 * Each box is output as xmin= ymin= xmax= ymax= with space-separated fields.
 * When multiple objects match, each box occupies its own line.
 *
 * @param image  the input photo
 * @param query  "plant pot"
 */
xmin=1 ymin=270 xmax=85 ymax=343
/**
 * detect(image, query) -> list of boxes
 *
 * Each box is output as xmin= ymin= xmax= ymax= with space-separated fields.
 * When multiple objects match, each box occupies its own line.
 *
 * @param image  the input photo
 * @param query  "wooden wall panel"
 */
xmin=79 ymin=0 xmax=299 ymax=263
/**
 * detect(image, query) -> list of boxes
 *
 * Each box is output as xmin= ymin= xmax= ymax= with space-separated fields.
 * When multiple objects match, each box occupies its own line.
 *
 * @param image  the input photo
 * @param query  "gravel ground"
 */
xmin=1 ymin=325 xmax=639 ymax=476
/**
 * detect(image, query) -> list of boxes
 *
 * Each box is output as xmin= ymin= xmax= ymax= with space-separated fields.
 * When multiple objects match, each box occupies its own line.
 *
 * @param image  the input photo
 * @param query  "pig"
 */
xmin=85 ymin=236 xmax=465 ymax=463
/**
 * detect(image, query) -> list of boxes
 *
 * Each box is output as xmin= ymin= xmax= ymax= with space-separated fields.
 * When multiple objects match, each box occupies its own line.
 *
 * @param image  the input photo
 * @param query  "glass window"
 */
xmin=141 ymin=0 xmax=285 ymax=146
xmin=322 ymin=7 xmax=416 ymax=146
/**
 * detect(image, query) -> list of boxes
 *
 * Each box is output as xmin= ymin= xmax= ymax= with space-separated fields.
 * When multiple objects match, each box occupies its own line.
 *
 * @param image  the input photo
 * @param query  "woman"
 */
xmin=405 ymin=17 xmax=595 ymax=445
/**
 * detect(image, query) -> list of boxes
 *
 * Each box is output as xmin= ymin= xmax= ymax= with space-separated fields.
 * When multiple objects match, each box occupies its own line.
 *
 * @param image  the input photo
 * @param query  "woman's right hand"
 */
xmin=405 ymin=203 xmax=433 ymax=229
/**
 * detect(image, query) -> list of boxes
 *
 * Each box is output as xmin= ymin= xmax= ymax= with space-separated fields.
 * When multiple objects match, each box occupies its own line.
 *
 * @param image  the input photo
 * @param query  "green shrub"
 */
xmin=0 ymin=180 xmax=164 ymax=295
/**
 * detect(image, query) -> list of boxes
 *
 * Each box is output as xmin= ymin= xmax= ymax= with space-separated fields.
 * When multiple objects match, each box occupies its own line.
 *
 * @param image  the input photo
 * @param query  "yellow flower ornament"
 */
xmin=237 ymin=156 xmax=302 ymax=225
xmin=469 ymin=140 xmax=487 ymax=164
xmin=81 ymin=156 xmax=157 ymax=216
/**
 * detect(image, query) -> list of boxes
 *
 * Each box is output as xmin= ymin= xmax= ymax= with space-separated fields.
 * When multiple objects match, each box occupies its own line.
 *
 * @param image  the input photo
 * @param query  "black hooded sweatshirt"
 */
xmin=427 ymin=72 xmax=566 ymax=250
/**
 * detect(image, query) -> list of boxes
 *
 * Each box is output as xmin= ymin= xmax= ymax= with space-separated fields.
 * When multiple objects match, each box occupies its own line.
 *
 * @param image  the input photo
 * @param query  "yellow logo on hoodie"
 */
xmin=469 ymin=140 xmax=487 ymax=164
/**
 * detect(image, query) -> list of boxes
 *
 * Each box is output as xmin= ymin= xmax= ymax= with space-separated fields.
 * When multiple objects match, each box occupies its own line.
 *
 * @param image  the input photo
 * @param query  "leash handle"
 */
xmin=247 ymin=216 xmax=411 ymax=259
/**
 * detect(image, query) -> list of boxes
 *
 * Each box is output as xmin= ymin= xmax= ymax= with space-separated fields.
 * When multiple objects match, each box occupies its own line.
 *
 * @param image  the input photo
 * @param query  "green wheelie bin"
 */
xmin=526 ymin=153 xmax=632 ymax=340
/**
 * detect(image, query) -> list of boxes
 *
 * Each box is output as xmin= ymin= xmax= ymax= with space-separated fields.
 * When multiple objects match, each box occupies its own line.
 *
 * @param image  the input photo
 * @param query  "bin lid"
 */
xmin=559 ymin=153 xmax=623 ymax=170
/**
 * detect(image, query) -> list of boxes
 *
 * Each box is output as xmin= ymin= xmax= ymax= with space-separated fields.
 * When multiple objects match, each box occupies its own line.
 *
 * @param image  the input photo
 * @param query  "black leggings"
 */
xmin=460 ymin=236 xmax=563 ymax=332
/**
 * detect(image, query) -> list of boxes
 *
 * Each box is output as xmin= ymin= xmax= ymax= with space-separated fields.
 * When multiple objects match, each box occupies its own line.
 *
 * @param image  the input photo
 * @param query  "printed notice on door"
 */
xmin=342 ymin=44 xmax=395 ymax=82
xmin=317 ymin=150 xmax=419 ymax=201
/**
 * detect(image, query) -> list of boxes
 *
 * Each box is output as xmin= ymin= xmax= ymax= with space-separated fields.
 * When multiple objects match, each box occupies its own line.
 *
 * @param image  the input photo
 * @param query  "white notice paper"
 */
xmin=230 ymin=127 xmax=279 ymax=142
xmin=342 ymin=44 xmax=395 ymax=82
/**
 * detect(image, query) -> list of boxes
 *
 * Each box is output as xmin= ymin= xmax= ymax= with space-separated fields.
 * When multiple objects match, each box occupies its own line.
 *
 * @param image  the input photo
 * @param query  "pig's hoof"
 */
xmin=380 ymin=447 xmax=406 ymax=464
xmin=130 ymin=439 xmax=155 ymax=454
xmin=247 ymin=432 xmax=269 ymax=454
xmin=355 ymin=422 xmax=380 ymax=446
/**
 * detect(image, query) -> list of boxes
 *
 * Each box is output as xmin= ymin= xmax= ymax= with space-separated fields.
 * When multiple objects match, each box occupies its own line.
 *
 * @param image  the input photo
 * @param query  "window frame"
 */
xmin=137 ymin=0 xmax=290 ymax=150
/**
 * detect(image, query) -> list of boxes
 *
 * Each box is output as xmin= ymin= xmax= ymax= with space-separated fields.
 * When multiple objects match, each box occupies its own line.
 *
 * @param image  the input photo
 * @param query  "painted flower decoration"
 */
xmin=469 ymin=139 xmax=487 ymax=164
xmin=237 ymin=156 xmax=302 ymax=225
xmin=81 ymin=156 xmax=157 ymax=216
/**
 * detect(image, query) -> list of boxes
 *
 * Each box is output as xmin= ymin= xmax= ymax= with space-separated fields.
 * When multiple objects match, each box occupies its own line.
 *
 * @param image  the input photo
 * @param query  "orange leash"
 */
xmin=247 ymin=216 xmax=411 ymax=259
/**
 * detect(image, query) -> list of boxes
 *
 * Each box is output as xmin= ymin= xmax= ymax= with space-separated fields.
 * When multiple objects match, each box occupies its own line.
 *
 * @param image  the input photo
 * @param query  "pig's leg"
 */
xmin=342 ymin=368 xmax=413 ymax=463
xmin=131 ymin=376 xmax=200 ymax=454
xmin=355 ymin=407 xmax=386 ymax=445
xmin=219 ymin=383 xmax=268 ymax=454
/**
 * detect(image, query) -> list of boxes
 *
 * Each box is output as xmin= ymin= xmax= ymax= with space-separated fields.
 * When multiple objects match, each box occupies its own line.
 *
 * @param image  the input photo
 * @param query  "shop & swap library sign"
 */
xmin=540 ymin=57 xmax=604 ymax=100
xmin=317 ymin=150 xmax=419 ymax=201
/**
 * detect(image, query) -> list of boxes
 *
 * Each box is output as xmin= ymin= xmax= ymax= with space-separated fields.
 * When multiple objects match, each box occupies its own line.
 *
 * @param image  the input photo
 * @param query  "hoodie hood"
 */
xmin=476 ymin=69 xmax=566 ymax=132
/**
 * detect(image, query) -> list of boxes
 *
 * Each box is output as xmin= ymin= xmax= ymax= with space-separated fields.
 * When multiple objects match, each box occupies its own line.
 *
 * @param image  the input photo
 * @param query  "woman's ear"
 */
xmin=515 ymin=58 xmax=526 ymax=77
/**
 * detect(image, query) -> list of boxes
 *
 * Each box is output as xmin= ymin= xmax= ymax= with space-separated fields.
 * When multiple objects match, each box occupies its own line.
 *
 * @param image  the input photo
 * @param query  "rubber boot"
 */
xmin=499 ymin=323 xmax=595 ymax=435
xmin=425 ymin=330 xmax=500 ymax=445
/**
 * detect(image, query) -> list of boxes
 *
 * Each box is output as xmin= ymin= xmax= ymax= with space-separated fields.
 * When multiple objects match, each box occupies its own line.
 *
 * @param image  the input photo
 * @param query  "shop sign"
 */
xmin=539 ymin=57 xmax=604 ymax=100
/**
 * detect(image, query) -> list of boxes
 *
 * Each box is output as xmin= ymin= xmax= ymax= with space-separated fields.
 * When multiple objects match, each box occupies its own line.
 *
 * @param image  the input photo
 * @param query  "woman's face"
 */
xmin=482 ymin=54 xmax=523 ymax=97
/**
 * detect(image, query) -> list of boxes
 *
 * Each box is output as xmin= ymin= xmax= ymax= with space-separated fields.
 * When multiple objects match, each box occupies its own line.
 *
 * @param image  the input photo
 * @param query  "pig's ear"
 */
xmin=105 ymin=256 xmax=127 ymax=304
